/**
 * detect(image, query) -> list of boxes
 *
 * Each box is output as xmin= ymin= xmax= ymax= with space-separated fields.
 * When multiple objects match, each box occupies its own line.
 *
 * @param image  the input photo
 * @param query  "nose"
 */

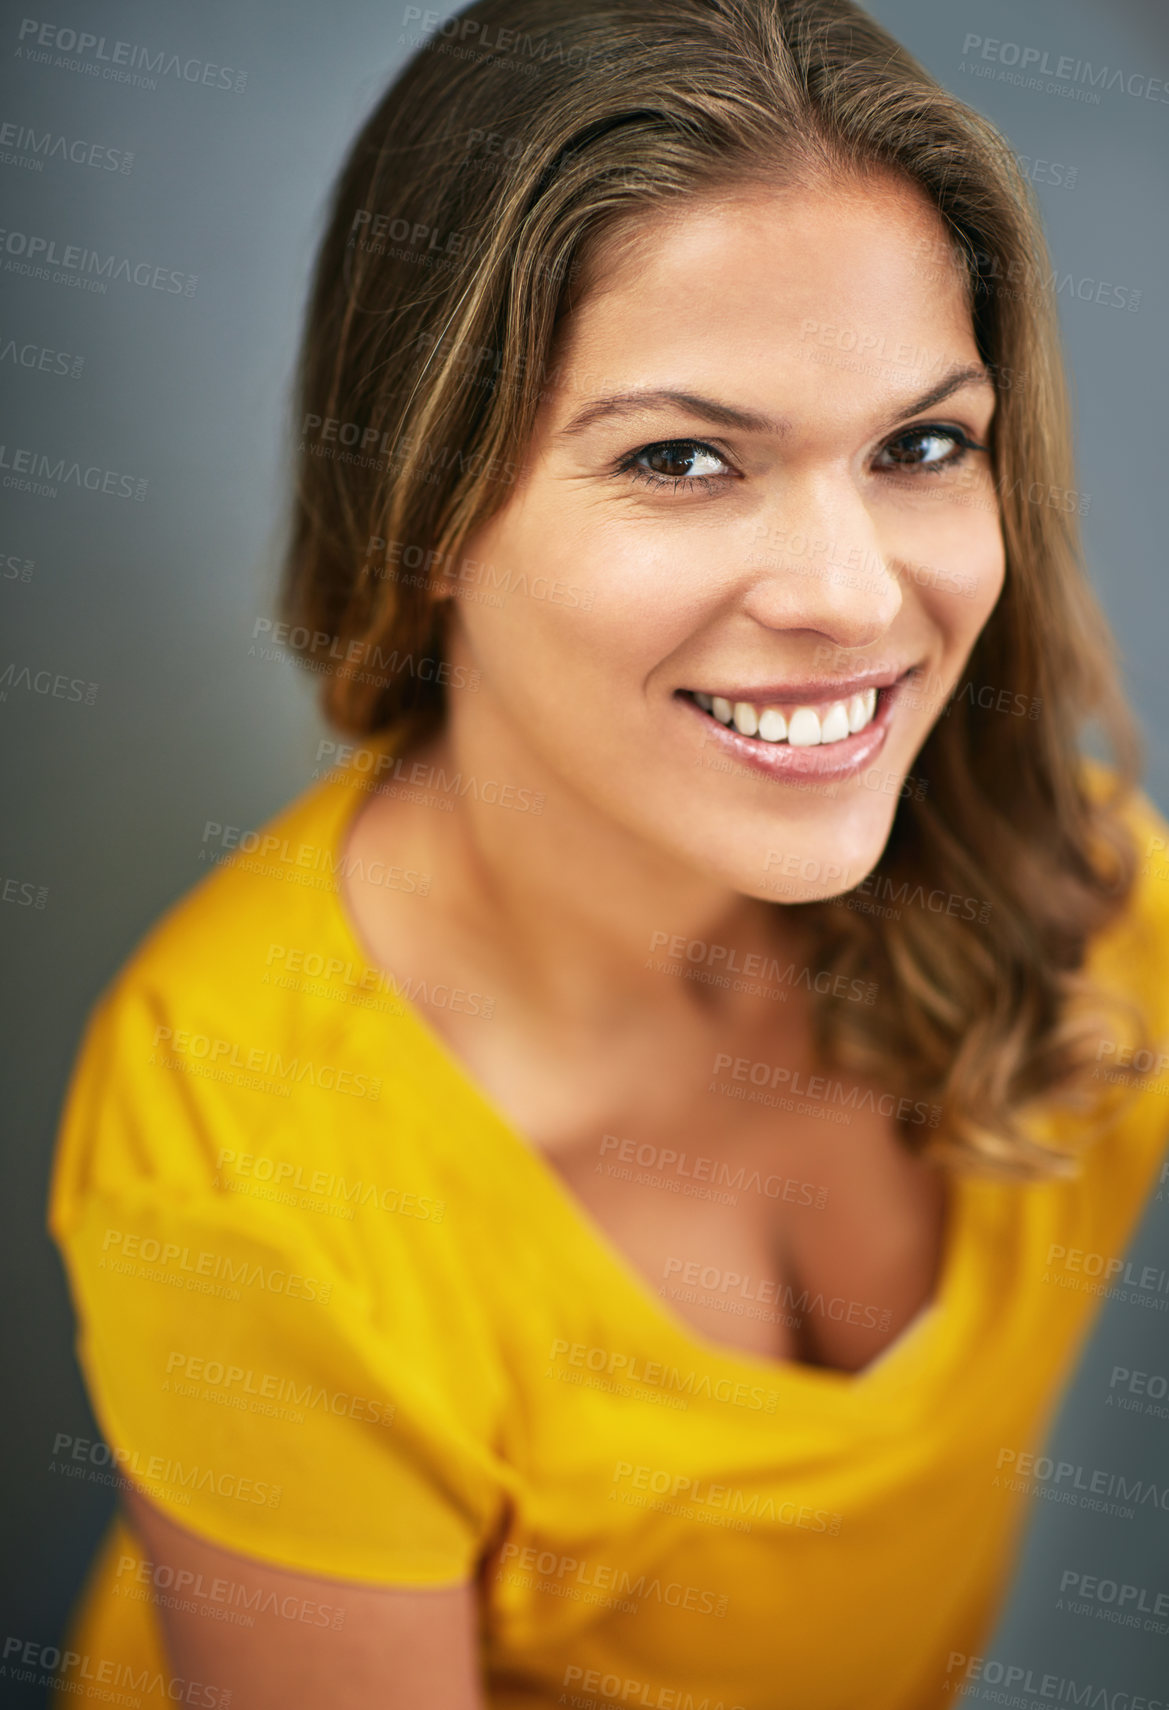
xmin=742 ymin=474 xmax=903 ymax=651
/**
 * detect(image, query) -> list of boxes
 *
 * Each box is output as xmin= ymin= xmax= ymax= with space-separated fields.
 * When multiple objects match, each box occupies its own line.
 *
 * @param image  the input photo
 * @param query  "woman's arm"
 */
xmin=123 ymin=1487 xmax=488 ymax=1710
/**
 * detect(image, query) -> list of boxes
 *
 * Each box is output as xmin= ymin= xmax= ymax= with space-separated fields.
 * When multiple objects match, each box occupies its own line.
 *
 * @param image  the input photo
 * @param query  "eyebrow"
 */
xmin=553 ymin=364 xmax=994 ymax=441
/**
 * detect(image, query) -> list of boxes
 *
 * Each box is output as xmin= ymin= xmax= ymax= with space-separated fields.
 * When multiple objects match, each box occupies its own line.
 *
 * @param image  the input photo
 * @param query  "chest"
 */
xmin=527 ymin=1074 xmax=950 ymax=1375
xmin=341 ymin=806 xmax=949 ymax=1374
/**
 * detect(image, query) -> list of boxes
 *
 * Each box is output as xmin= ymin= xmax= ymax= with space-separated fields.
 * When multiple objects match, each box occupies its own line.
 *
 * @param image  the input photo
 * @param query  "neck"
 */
xmin=390 ymin=687 xmax=807 ymax=1023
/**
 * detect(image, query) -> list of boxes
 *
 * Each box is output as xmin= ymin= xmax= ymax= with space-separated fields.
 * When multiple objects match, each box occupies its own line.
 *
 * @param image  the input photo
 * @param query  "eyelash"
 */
xmin=615 ymin=424 xmax=989 ymax=495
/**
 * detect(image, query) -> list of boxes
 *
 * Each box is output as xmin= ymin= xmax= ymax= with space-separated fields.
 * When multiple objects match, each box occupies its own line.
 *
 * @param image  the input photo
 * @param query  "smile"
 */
xmin=694 ymin=687 xmax=878 ymax=746
xmin=677 ymin=672 xmax=910 ymax=780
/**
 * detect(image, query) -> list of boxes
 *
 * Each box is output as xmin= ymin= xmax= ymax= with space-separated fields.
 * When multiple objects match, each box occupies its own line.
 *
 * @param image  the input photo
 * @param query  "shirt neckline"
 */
xmin=313 ymin=741 xmax=974 ymax=1399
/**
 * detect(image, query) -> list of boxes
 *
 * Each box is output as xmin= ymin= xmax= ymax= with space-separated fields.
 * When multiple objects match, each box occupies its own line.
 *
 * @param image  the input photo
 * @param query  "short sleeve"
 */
xmin=48 ymin=971 xmax=515 ymax=1587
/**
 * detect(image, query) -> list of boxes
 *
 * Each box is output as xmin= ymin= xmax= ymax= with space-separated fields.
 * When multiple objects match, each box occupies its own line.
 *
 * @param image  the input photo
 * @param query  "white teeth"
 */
xmin=787 ymin=707 xmax=822 ymax=747
xmin=694 ymin=685 xmax=879 ymax=745
xmin=819 ymin=701 xmax=850 ymax=744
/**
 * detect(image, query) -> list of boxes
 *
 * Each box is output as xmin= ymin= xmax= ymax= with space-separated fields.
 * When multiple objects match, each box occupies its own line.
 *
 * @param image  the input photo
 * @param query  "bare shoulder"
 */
xmin=122 ymin=1487 xmax=487 ymax=1710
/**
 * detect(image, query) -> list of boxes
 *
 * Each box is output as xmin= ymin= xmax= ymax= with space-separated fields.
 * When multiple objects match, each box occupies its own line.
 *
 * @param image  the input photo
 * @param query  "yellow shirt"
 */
xmin=47 ymin=743 xmax=1169 ymax=1710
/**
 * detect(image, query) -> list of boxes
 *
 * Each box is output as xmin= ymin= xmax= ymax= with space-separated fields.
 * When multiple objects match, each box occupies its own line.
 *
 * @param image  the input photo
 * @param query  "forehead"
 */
xmin=553 ymin=175 xmax=979 ymax=412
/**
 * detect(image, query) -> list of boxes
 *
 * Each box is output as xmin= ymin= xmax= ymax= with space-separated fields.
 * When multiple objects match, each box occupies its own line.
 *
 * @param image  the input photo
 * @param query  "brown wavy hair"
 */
xmin=281 ymin=0 xmax=1145 ymax=1177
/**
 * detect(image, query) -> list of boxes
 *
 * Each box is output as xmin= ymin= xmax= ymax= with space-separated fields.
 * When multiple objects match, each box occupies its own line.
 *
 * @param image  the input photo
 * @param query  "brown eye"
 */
xmin=635 ymin=441 xmax=729 ymax=481
xmin=875 ymin=426 xmax=976 ymax=471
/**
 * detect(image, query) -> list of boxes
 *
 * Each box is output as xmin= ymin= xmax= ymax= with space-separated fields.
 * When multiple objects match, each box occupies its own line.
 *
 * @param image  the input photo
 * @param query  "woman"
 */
xmin=49 ymin=0 xmax=1169 ymax=1705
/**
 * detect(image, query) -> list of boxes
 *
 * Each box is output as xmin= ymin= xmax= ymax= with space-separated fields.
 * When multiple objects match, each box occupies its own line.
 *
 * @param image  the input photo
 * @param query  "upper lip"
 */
xmin=681 ymin=667 xmax=913 ymax=704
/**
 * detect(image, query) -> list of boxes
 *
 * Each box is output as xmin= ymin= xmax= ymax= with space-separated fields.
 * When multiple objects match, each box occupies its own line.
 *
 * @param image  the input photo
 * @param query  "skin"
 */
xmin=122 ymin=1488 xmax=486 ymax=1710
xmin=130 ymin=172 xmax=1005 ymax=1706
xmin=336 ymin=168 xmax=1002 ymax=1359
xmin=432 ymin=170 xmax=1002 ymax=913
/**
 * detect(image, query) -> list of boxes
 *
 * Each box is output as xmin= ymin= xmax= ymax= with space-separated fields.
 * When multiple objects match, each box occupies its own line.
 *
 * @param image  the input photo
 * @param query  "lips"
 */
xmin=678 ymin=670 xmax=910 ymax=779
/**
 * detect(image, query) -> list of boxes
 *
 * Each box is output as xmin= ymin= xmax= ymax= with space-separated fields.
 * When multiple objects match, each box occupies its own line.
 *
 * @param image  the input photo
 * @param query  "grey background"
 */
xmin=1 ymin=0 xmax=1167 ymax=1701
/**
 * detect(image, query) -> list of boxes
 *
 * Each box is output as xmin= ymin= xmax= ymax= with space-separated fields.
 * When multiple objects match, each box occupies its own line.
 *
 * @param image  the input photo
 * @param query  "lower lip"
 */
xmin=679 ymin=684 xmax=900 ymax=781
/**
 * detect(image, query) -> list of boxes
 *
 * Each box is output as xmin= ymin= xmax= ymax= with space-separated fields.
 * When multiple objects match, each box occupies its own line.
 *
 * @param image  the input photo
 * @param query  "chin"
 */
xmin=688 ymin=810 xmax=897 ymax=908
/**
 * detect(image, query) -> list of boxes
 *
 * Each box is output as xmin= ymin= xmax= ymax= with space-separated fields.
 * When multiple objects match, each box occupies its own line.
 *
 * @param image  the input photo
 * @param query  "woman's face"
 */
xmin=444 ymin=174 xmax=1004 ymax=903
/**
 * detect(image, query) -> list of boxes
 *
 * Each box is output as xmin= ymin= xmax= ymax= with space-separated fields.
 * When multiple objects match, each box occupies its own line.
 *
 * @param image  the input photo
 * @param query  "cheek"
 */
xmin=590 ymin=538 xmax=716 ymax=652
xmin=900 ymin=503 xmax=1005 ymax=639
xmin=461 ymin=504 xmax=713 ymax=687
xmin=954 ymin=521 xmax=1006 ymax=635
